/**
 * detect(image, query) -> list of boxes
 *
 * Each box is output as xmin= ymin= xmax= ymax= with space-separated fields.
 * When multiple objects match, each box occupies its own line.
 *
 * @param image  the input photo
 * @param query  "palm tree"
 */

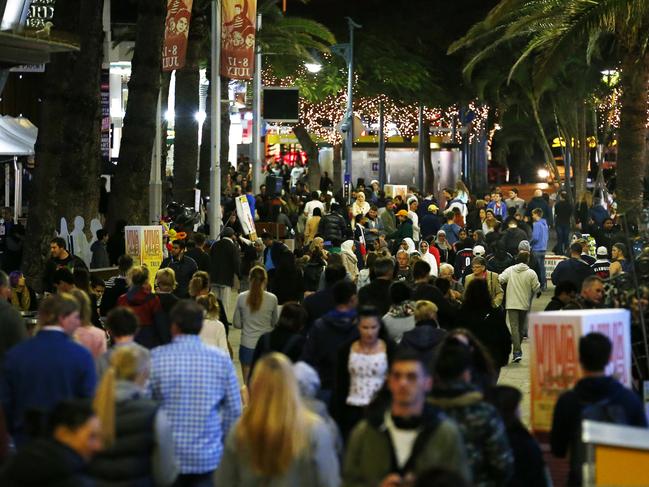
xmin=107 ymin=0 xmax=166 ymax=230
xmin=23 ymin=0 xmax=105 ymax=291
xmin=451 ymin=0 xmax=649 ymax=223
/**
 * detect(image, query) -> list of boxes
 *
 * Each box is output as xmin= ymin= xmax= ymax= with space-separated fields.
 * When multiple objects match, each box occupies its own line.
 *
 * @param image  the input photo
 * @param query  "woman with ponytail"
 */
xmin=233 ymin=266 xmax=278 ymax=383
xmin=196 ymin=292 xmax=229 ymax=353
xmin=88 ymin=346 xmax=177 ymax=486
xmin=215 ymin=353 xmax=339 ymax=486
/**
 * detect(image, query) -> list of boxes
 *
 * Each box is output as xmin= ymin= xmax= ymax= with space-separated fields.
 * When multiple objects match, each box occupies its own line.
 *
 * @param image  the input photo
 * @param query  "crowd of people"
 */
xmin=0 ymin=170 xmax=645 ymax=487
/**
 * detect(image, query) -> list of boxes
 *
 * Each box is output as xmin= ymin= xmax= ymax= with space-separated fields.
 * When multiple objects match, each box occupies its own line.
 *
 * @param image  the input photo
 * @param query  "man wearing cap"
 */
xmin=210 ymin=227 xmax=241 ymax=318
xmin=420 ymin=204 xmax=442 ymax=240
xmin=387 ymin=210 xmax=413 ymax=242
xmin=591 ymin=247 xmax=611 ymax=279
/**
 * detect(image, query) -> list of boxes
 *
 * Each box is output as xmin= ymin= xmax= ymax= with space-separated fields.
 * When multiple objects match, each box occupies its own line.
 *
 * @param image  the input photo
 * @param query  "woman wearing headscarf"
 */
xmin=351 ymin=191 xmax=370 ymax=219
xmin=418 ymin=240 xmax=439 ymax=277
xmin=340 ymin=240 xmax=359 ymax=283
xmin=434 ymin=230 xmax=456 ymax=263
xmin=400 ymin=237 xmax=417 ymax=255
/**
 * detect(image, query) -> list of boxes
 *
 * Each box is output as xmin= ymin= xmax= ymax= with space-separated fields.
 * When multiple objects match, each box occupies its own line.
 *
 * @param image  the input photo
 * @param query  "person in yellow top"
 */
xmin=304 ymin=207 xmax=322 ymax=246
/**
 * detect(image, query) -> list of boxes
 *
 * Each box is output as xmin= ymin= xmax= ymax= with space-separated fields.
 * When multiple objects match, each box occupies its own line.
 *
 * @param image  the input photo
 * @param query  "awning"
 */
xmin=0 ymin=115 xmax=36 ymax=155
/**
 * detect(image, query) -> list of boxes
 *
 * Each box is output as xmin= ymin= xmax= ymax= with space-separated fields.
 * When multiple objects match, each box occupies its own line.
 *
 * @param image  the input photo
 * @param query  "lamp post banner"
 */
xmin=220 ymin=0 xmax=256 ymax=80
xmin=162 ymin=0 xmax=194 ymax=72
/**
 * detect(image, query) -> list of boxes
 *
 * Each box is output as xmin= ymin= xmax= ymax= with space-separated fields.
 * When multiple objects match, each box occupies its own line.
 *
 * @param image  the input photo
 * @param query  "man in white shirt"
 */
xmin=407 ymin=196 xmax=420 ymax=242
xmin=304 ymin=191 xmax=325 ymax=218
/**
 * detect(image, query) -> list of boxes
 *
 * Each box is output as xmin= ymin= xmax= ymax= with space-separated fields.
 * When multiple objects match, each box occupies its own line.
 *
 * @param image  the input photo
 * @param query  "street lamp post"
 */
xmin=209 ymin=0 xmax=222 ymax=239
xmin=333 ymin=17 xmax=361 ymax=201
xmin=251 ymin=13 xmax=263 ymax=194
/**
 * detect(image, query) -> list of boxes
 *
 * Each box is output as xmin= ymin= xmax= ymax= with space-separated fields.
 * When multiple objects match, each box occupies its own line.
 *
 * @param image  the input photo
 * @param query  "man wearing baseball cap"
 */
xmin=420 ymin=204 xmax=442 ymax=241
xmin=387 ymin=209 xmax=414 ymax=242
xmin=591 ymin=246 xmax=611 ymax=279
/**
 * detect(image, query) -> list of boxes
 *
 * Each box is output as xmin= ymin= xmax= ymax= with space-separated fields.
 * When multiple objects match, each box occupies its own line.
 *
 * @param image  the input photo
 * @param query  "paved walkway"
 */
xmin=498 ymin=289 xmax=552 ymax=426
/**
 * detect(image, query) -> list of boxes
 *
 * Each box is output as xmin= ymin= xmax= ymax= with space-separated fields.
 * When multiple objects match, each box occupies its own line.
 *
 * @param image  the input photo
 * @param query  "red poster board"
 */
xmin=162 ymin=0 xmax=194 ymax=72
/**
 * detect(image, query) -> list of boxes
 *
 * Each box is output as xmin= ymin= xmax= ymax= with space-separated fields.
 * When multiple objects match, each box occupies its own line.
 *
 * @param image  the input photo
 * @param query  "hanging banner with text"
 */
xmin=162 ymin=0 xmax=194 ymax=72
xmin=220 ymin=0 xmax=256 ymax=80
xmin=529 ymin=309 xmax=632 ymax=432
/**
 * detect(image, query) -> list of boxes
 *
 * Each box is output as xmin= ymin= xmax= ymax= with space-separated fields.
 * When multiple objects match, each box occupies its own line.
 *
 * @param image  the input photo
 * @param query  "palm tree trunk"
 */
xmin=617 ymin=50 xmax=649 ymax=226
xmin=107 ymin=0 xmax=166 ymax=230
xmin=529 ymin=94 xmax=560 ymax=182
xmin=422 ymin=120 xmax=435 ymax=194
xmin=332 ymin=142 xmax=342 ymax=193
xmin=293 ymin=124 xmax=320 ymax=191
xmin=23 ymin=0 xmax=104 ymax=291
xmin=173 ymin=22 xmax=201 ymax=207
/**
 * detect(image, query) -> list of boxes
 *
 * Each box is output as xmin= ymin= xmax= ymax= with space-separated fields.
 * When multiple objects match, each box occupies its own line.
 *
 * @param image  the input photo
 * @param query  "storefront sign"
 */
xmin=529 ymin=309 xmax=632 ymax=432
xmin=26 ymin=0 xmax=55 ymax=29
xmin=125 ymin=226 xmax=165 ymax=285
xmin=220 ymin=0 xmax=256 ymax=80
xmin=162 ymin=0 xmax=194 ymax=72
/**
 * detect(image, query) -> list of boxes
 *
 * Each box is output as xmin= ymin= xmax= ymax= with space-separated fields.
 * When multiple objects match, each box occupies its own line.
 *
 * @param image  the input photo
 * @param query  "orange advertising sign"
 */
xmin=220 ymin=0 xmax=256 ymax=80
xmin=529 ymin=310 xmax=631 ymax=432
xmin=162 ymin=0 xmax=194 ymax=72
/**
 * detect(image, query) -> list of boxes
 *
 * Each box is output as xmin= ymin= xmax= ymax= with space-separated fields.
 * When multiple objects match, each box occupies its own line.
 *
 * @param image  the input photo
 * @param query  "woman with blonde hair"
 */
xmin=215 ymin=353 xmax=339 ymax=486
xmin=117 ymin=265 xmax=161 ymax=348
xmin=196 ymin=293 xmax=229 ymax=353
xmin=233 ymin=266 xmax=278 ymax=382
xmin=72 ymin=289 xmax=107 ymax=359
xmin=88 ymin=346 xmax=177 ymax=486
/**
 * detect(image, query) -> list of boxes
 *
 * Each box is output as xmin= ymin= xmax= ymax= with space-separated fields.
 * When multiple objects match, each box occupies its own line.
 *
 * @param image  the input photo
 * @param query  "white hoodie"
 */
xmin=499 ymin=262 xmax=540 ymax=310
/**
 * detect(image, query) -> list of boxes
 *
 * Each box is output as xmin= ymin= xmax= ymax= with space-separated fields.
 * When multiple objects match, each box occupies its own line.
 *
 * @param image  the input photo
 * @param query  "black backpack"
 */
xmin=569 ymin=394 xmax=629 ymax=484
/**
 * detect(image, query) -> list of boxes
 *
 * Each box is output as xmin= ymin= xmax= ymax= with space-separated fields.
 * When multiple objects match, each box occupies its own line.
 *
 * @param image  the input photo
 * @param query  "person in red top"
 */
xmin=117 ymin=266 xmax=162 ymax=349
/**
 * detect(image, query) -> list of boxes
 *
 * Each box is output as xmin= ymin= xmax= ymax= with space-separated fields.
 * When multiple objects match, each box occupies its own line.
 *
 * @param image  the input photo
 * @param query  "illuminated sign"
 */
xmin=26 ymin=0 xmax=55 ymax=29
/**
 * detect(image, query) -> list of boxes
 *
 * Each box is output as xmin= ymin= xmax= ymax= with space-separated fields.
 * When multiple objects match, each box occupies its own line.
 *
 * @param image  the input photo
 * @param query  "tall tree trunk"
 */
xmin=422 ymin=120 xmax=435 ymax=194
xmin=173 ymin=19 xmax=201 ymax=207
xmin=332 ymin=141 xmax=342 ymax=193
xmin=573 ymin=103 xmax=589 ymax=204
xmin=220 ymin=78 xmax=231 ymax=190
xmin=617 ymin=50 xmax=649 ymax=226
xmin=107 ymin=0 xmax=166 ymax=230
xmin=198 ymin=65 xmax=211 ymax=196
xmin=293 ymin=124 xmax=320 ymax=191
xmin=23 ymin=0 xmax=104 ymax=291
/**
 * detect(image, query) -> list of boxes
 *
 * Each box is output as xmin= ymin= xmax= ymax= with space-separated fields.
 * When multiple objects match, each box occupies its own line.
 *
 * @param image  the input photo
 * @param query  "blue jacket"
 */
xmin=589 ymin=205 xmax=610 ymax=228
xmin=2 ymin=330 xmax=96 ymax=441
xmin=531 ymin=219 xmax=549 ymax=252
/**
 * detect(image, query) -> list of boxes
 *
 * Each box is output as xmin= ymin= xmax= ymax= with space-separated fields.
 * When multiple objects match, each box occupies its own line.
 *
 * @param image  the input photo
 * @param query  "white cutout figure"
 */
xmin=58 ymin=217 xmax=70 ymax=250
xmin=70 ymin=215 xmax=91 ymax=266
xmin=89 ymin=218 xmax=103 ymax=247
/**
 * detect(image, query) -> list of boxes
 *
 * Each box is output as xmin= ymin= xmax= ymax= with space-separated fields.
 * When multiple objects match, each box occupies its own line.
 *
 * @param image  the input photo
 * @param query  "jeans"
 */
xmin=556 ymin=224 xmax=570 ymax=254
xmin=533 ymin=251 xmax=546 ymax=289
xmin=173 ymin=471 xmax=215 ymax=487
xmin=507 ymin=309 xmax=529 ymax=355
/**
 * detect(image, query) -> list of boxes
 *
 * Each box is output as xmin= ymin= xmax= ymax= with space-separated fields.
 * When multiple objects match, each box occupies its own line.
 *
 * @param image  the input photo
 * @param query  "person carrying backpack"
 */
xmin=550 ymin=333 xmax=647 ymax=486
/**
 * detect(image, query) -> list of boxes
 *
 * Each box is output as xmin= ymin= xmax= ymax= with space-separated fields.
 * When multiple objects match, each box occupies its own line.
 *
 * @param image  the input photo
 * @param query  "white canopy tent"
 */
xmin=0 ymin=115 xmax=37 ymax=222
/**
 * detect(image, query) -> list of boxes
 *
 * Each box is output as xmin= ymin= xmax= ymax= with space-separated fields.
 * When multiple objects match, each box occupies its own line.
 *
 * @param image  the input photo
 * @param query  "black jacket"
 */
xmin=411 ymin=283 xmax=457 ymax=329
xmin=544 ymin=297 xmax=565 ymax=311
xmin=185 ymin=247 xmax=210 ymax=273
xmin=358 ymin=279 xmax=392 ymax=316
xmin=457 ymin=307 xmax=512 ymax=369
xmin=303 ymin=287 xmax=336 ymax=331
xmin=100 ymin=276 xmax=128 ymax=317
xmin=500 ymin=227 xmax=528 ymax=256
xmin=318 ymin=213 xmax=348 ymax=243
xmin=43 ymin=254 xmax=88 ymax=294
xmin=252 ymin=327 xmax=305 ymax=370
xmin=1 ymin=438 xmax=93 ymax=487
xmin=209 ymin=237 xmax=240 ymax=287
xmin=506 ymin=421 xmax=548 ymax=487
xmin=551 ymin=257 xmax=594 ymax=289
xmin=301 ymin=309 xmax=359 ymax=391
xmin=400 ymin=321 xmax=447 ymax=365
xmin=160 ymin=255 xmax=197 ymax=298
xmin=87 ymin=398 xmax=158 ymax=486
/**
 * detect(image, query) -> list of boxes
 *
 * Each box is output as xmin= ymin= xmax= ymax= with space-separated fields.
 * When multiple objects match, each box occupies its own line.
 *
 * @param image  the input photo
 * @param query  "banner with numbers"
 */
xmin=162 ymin=0 xmax=194 ymax=72
xmin=220 ymin=0 xmax=256 ymax=79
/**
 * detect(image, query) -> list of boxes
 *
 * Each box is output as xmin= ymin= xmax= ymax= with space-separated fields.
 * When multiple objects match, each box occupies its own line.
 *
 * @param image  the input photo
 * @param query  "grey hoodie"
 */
xmin=498 ymin=263 xmax=540 ymax=310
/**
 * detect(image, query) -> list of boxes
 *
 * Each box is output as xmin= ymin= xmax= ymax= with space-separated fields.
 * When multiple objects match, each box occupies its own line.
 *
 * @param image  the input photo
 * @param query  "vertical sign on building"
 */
xmin=220 ymin=0 xmax=256 ymax=80
xmin=162 ymin=0 xmax=194 ymax=72
xmin=100 ymin=69 xmax=111 ymax=164
xmin=26 ymin=0 xmax=55 ymax=29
